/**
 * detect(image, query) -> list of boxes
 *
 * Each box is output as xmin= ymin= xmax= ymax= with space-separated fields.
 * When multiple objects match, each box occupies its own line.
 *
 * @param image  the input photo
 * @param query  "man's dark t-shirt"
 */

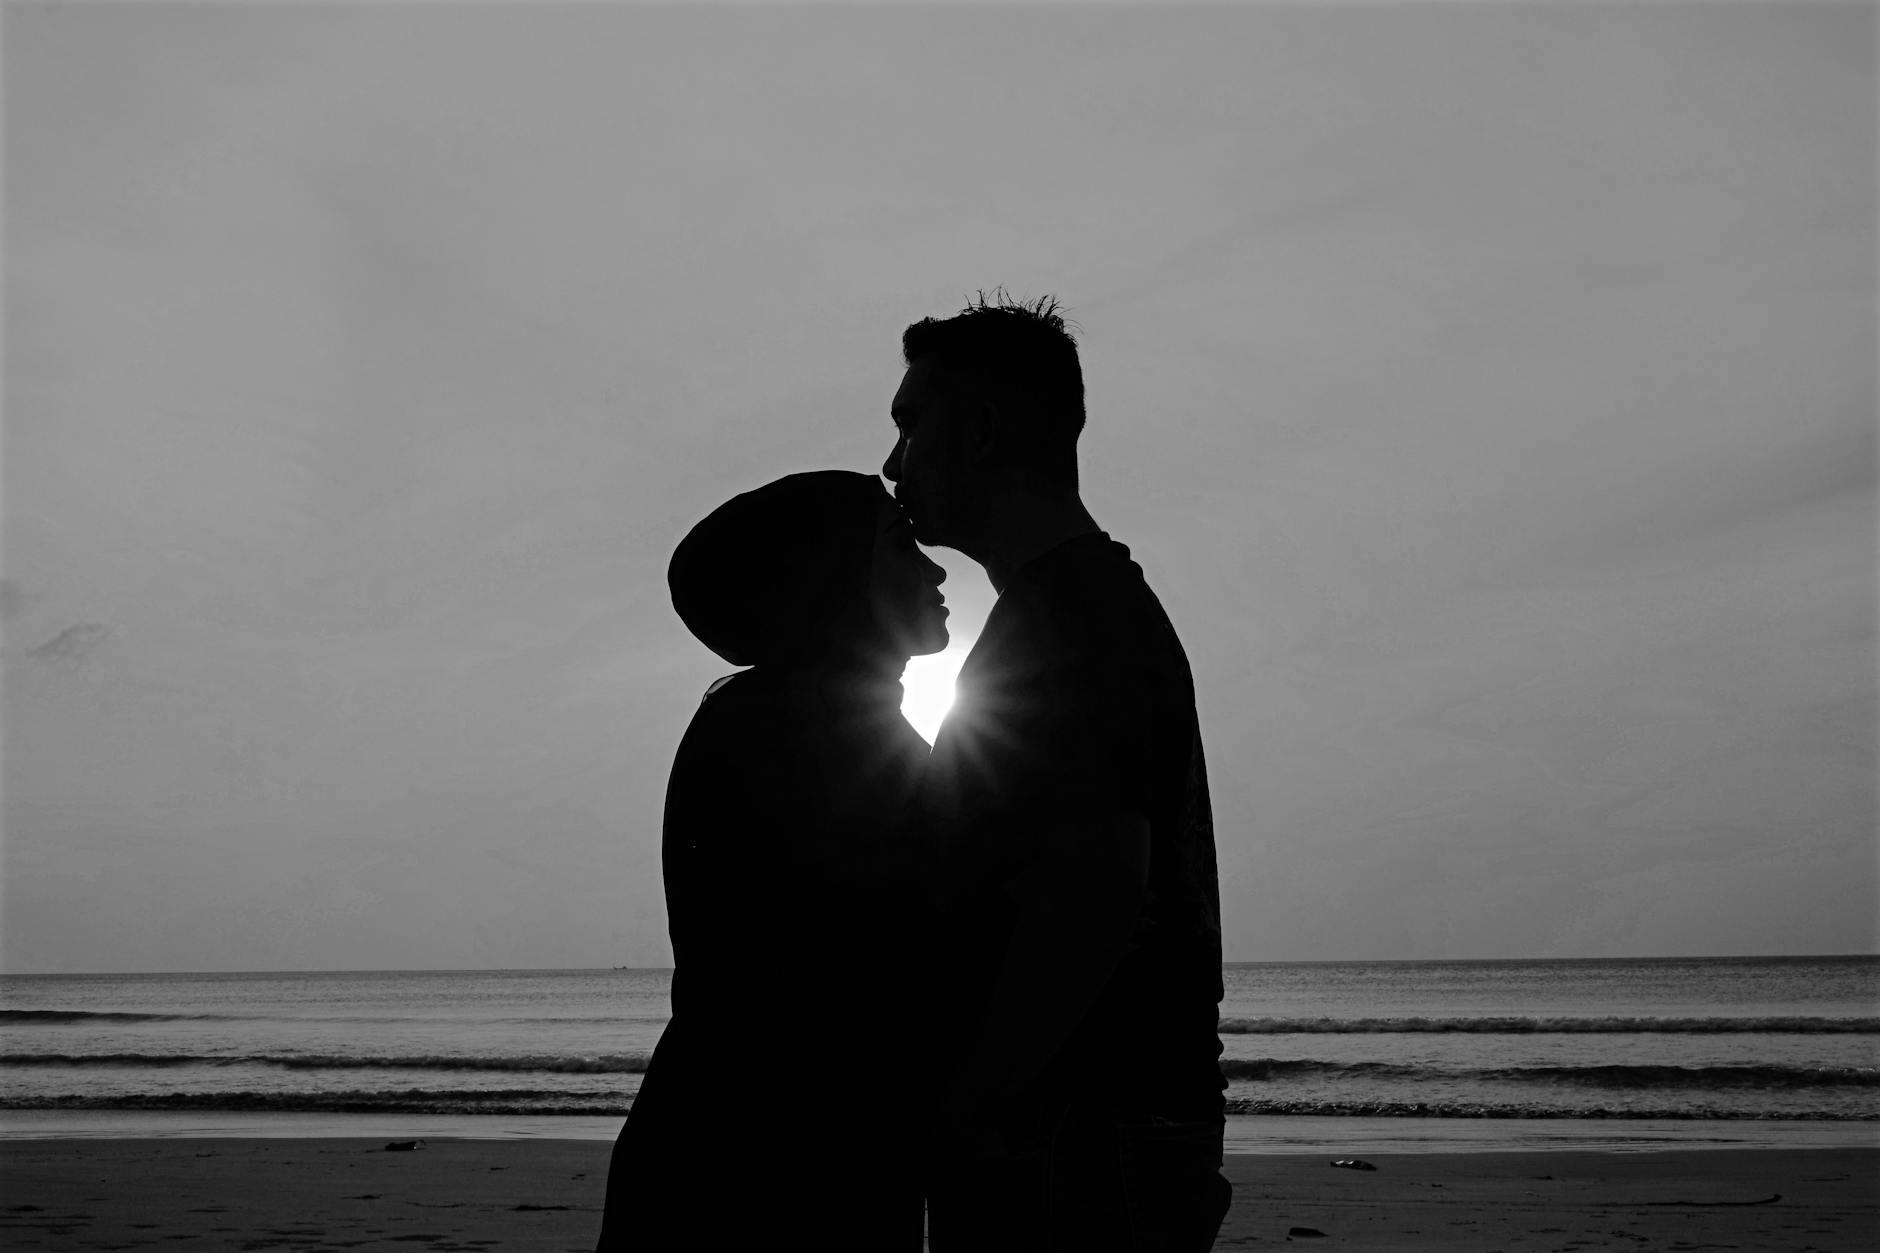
xmin=925 ymin=532 xmax=1226 ymax=1118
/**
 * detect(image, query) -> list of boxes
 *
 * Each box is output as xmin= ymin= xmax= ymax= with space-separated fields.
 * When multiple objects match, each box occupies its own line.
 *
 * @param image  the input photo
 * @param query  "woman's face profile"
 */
xmin=869 ymin=498 xmax=948 ymax=658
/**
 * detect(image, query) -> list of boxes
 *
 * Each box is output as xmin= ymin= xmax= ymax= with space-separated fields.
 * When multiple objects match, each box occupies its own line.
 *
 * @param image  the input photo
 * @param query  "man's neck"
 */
xmin=971 ymin=491 xmax=1102 ymax=594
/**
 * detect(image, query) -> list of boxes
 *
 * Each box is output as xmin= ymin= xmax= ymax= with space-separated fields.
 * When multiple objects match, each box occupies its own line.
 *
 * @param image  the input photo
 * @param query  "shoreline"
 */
xmin=3 ymin=1109 xmax=1875 ymax=1154
xmin=1 ymin=1138 xmax=1873 ymax=1252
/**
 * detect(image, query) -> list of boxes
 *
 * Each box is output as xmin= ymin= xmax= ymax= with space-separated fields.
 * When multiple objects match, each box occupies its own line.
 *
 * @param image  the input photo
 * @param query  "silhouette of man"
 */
xmin=886 ymin=292 xmax=1231 ymax=1251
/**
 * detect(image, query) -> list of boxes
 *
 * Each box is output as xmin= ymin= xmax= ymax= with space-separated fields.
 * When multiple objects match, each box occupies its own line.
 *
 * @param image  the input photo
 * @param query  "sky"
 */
xmin=3 ymin=2 xmax=1874 ymax=973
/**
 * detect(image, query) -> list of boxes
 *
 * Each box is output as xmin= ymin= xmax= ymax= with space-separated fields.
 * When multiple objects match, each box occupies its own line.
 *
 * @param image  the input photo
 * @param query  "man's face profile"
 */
xmin=885 ymin=359 xmax=972 ymax=549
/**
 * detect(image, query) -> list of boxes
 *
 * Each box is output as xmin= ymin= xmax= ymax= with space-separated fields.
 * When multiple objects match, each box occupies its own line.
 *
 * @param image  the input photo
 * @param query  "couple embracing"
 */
xmin=597 ymin=293 xmax=1231 ymax=1252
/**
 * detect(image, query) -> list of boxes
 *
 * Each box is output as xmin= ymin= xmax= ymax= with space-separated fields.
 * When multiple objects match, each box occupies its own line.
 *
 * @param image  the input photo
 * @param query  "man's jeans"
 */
xmin=928 ymin=1104 xmax=1232 ymax=1252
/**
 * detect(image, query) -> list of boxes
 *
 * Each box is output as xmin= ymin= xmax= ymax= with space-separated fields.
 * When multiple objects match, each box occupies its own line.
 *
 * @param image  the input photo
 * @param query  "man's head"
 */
xmin=884 ymin=290 xmax=1085 ymax=550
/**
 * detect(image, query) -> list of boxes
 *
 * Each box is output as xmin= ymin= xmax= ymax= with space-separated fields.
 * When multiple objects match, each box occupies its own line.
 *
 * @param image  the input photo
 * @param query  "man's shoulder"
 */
xmin=1001 ymin=533 xmax=1143 ymax=619
xmin=1016 ymin=530 xmax=1137 ymax=586
xmin=1003 ymin=534 xmax=1186 ymax=658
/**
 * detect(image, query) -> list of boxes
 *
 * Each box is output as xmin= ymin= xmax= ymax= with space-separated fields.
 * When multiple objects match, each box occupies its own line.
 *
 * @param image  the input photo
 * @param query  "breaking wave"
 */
xmin=1218 ymin=1016 xmax=1880 ymax=1035
xmin=1221 ymin=1098 xmax=1880 ymax=1120
xmin=1 ymin=1090 xmax=1872 ymax=1120
xmin=1217 ymin=1058 xmax=1880 ymax=1088
xmin=0 ymin=1090 xmax=635 ymax=1116
xmin=0 ymin=1010 xmax=223 ymax=1024
xmin=0 ymin=1051 xmax=654 ymax=1074
xmin=11 ymin=1052 xmax=1871 ymax=1092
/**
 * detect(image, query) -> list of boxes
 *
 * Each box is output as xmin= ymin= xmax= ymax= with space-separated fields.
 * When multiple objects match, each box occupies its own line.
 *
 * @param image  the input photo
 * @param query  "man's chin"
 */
xmin=896 ymin=497 xmax=939 ymax=545
xmin=891 ymin=623 xmax=948 ymax=659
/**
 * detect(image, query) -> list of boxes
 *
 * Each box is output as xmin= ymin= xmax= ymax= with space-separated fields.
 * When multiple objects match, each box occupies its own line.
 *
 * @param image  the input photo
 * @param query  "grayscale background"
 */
xmin=4 ymin=2 xmax=1873 ymax=972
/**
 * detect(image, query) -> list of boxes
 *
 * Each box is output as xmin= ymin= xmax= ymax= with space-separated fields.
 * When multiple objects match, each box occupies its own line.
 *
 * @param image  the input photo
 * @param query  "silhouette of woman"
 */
xmin=596 ymin=470 xmax=946 ymax=1251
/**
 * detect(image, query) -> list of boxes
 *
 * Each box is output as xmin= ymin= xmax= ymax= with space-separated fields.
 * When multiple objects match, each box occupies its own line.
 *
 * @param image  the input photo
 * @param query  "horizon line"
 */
xmin=4 ymin=952 xmax=1877 ymax=979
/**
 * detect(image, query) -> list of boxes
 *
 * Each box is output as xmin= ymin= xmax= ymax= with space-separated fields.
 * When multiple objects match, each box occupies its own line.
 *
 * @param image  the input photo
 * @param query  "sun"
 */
xmin=899 ymin=644 xmax=969 ymax=744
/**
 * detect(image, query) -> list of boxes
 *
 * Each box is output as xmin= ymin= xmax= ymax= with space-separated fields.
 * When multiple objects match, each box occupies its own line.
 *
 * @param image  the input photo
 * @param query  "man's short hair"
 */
xmin=902 ymin=289 xmax=1086 ymax=490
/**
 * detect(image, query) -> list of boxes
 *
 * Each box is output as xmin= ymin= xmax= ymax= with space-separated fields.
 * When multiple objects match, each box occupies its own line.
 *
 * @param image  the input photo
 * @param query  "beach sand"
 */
xmin=1213 ymin=1148 xmax=1875 ymax=1251
xmin=0 ymin=1138 xmax=1873 ymax=1251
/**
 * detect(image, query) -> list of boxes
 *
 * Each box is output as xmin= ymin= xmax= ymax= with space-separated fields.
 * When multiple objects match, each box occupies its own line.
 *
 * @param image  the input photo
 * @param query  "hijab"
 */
xmin=668 ymin=470 xmax=894 ymax=671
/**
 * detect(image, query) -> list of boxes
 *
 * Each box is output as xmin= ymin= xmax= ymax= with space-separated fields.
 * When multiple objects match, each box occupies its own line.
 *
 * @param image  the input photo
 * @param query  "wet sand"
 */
xmin=0 ymin=1138 xmax=1873 ymax=1251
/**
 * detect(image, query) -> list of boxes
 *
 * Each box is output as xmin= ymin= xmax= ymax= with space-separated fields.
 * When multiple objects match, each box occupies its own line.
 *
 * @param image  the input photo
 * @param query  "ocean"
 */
xmin=3 ymin=957 xmax=1875 ymax=1148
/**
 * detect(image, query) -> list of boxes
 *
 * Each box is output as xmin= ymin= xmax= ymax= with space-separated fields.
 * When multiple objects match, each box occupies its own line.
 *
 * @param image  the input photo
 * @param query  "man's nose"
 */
xmin=882 ymin=436 xmax=903 ymax=483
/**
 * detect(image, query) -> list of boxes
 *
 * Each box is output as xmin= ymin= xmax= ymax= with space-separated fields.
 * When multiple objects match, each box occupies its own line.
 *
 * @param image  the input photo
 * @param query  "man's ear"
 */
xmin=964 ymin=397 xmax=1001 ymax=467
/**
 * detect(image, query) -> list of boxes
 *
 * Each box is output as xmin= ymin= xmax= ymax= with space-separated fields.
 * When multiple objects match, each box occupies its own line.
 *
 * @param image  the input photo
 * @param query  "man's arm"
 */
xmin=933 ymin=810 xmax=1150 ymax=1144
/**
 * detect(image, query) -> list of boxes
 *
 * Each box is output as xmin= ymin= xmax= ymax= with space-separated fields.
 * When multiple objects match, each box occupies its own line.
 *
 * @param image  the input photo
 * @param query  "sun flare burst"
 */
xmin=900 ymin=645 xmax=968 ymax=744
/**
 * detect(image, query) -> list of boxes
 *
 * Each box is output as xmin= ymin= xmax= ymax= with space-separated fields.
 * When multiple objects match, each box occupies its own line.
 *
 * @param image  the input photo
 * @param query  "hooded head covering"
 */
xmin=669 ymin=470 xmax=894 ymax=668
